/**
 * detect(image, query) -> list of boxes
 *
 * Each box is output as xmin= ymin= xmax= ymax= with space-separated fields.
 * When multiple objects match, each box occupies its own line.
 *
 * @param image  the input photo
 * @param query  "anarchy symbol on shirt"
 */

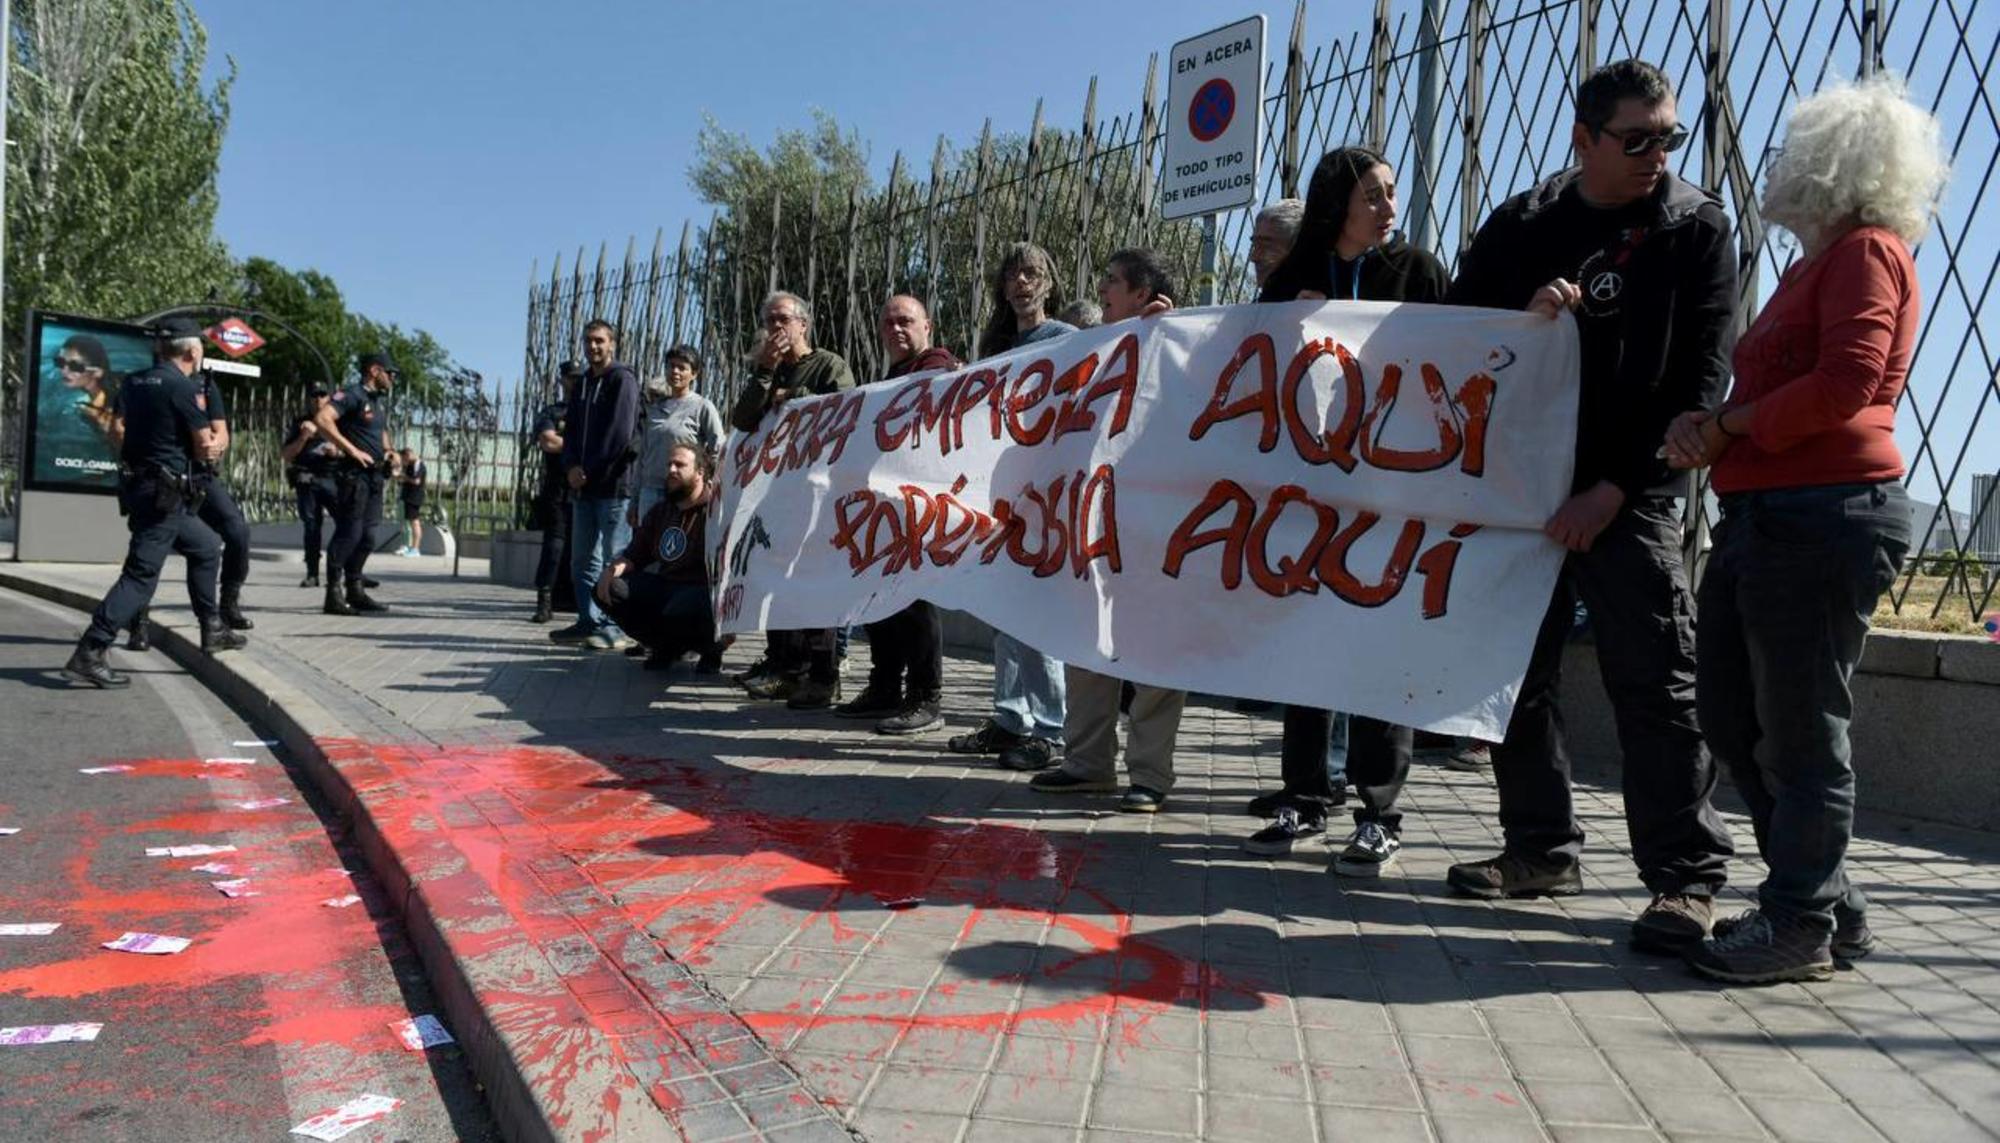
xmin=1588 ymin=271 xmax=1624 ymax=304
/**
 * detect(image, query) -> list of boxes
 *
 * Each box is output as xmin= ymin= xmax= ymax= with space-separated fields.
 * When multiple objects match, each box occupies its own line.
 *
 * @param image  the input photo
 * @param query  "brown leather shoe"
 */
xmin=1631 ymin=892 xmax=1714 ymax=954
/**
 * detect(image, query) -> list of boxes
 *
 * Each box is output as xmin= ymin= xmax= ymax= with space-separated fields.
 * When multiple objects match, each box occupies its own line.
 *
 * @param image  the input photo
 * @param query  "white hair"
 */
xmin=1762 ymin=75 xmax=1949 ymax=246
xmin=762 ymin=289 xmax=811 ymax=331
xmin=164 ymin=336 xmax=203 ymax=357
xmin=1256 ymin=197 xmax=1306 ymax=242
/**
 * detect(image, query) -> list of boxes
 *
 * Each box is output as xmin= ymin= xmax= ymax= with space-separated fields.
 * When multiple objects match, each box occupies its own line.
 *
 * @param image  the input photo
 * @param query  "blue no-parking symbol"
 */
xmin=1189 ymin=77 xmax=1235 ymax=143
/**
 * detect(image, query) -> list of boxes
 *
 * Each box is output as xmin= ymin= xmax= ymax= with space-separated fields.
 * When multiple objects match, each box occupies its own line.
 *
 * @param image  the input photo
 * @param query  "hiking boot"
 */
xmin=835 ymin=684 xmax=903 ymax=720
xmin=947 ymin=720 xmax=1024 ymax=756
xmin=548 ymin=621 xmax=592 ymax=645
xmin=323 ymin=575 xmax=357 ymax=616
xmin=1119 ymin=786 xmax=1167 ymax=813
xmin=359 ymin=576 xmax=380 ymax=589
xmin=999 ymin=737 xmax=1060 ymax=772
xmin=1444 ymin=742 xmax=1492 ymax=772
xmin=346 ymin=581 xmax=389 ymax=613
xmin=787 ymin=678 xmax=840 ymax=710
xmin=530 ymin=589 xmax=553 ymax=623
xmin=730 ymin=656 xmax=773 ymax=684
xmin=62 ymin=641 xmax=129 ymax=689
xmin=1832 ymin=902 xmax=1877 ymax=963
xmin=220 ymin=584 xmax=254 ymax=630
xmin=300 ymin=572 xmax=321 ymax=589
xmin=744 ymin=673 xmax=798 ymax=701
xmin=877 ymin=698 xmax=943 ymax=736
xmin=1333 ymin=820 xmax=1403 ymax=878
xmin=126 ymin=609 xmax=151 ymax=653
xmin=200 ymin=616 xmax=247 ymax=653
xmin=1687 ymin=908 xmax=1835 ymax=984
xmin=1243 ymin=806 xmax=1325 ymax=857
xmin=1631 ymin=892 xmax=1715 ymax=954
xmin=1446 ymin=852 xmax=1582 ymax=900
xmin=1029 ymin=769 xmax=1117 ymax=794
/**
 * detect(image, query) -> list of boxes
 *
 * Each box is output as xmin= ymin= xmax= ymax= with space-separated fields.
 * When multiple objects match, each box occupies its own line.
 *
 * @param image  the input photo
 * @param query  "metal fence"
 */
xmin=521 ymin=0 xmax=1986 ymax=626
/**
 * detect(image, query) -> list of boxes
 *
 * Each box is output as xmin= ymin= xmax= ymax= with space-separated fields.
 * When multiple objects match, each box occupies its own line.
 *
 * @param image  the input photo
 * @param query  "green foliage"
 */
xmin=229 ymin=256 xmax=450 ymax=406
xmin=5 ymin=0 xmax=236 ymax=334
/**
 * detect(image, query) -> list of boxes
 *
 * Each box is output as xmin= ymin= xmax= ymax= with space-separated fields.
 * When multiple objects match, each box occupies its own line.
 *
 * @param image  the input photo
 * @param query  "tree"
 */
xmin=5 ymin=0 xmax=235 ymax=333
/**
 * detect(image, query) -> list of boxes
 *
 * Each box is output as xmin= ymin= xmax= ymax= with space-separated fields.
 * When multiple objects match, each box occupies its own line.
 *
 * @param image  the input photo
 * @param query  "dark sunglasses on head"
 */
xmin=1598 ymin=124 xmax=1690 ymax=157
xmin=52 ymin=355 xmax=94 ymax=373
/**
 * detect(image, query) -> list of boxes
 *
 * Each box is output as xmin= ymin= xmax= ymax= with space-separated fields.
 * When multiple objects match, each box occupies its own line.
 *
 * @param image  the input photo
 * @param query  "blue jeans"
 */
xmin=634 ymin=485 xmax=667 ymax=528
xmin=571 ymin=495 xmax=631 ymax=635
xmin=991 ymin=631 xmax=1065 ymax=740
xmin=1698 ymin=481 xmax=1909 ymax=932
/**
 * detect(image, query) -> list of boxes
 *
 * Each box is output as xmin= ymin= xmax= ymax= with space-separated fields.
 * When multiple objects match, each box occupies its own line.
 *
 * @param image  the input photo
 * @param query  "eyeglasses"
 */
xmin=52 ymin=355 xmax=95 ymax=373
xmin=1597 ymin=124 xmax=1690 ymax=157
xmin=1006 ymin=265 xmax=1046 ymax=283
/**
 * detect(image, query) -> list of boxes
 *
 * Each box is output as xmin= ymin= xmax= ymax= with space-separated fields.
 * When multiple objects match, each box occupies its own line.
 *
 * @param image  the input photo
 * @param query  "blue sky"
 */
xmin=194 ymin=0 xmax=1241 ymax=382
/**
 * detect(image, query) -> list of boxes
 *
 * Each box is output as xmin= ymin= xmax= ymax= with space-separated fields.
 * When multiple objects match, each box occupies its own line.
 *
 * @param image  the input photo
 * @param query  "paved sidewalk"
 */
xmin=5 ymin=547 xmax=1998 ymax=1143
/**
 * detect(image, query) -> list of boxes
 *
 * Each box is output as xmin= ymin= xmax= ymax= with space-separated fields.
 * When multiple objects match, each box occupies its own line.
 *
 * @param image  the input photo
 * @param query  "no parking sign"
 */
xmin=1161 ymin=15 xmax=1266 ymax=221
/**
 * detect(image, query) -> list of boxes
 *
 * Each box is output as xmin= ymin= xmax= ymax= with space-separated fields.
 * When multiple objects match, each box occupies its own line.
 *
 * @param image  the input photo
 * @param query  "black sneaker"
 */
xmin=694 ymin=651 xmax=724 ymax=676
xmin=786 ymin=678 xmax=840 ymax=710
xmin=947 ymin=721 xmax=1024 ymax=756
xmin=548 ymin=622 xmax=592 ymax=645
xmin=877 ymin=699 xmax=943 ymax=736
xmin=1332 ymin=820 xmax=1402 ymax=877
xmin=999 ymin=737 xmax=1059 ymax=771
xmin=1446 ymin=852 xmax=1582 ymax=899
xmin=1029 ymin=769 xmax=1117 ymax=794
xmin=1246 ymin=790 xmax=1293 ymax=818
xmin=1631 ymin=893 xmax=1715 ymax=954
xmin=730 ymin=657 xmax=773 ymax=684
xmin=300 ymin=573 xmax=320 ymax=588
xmin=1119 ymin=786 xmax=1166 ymax=813
xmin=835 ymin=684 xmax=903 ymax=720
xmin=1243 ymin=807 xmax=1324 ymax=856
xmin=1687 ymin=908 xmax=1835 ymax=984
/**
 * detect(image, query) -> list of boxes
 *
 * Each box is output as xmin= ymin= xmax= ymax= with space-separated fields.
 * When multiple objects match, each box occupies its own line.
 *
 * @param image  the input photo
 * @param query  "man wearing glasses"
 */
xmin=316 ymin=351 xmax=400 ymax=616
xmin=1443 ymin=59 xmax=1736 ymax=955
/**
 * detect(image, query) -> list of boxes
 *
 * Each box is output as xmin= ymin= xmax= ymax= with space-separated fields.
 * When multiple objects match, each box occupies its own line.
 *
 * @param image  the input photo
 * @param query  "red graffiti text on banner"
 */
xmin=831 ymin=466 xmax=1121 ymax=580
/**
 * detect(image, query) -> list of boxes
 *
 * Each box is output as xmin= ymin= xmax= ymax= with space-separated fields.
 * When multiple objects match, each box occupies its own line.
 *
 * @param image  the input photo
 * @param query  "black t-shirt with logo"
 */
xmin=329 ymin=381 xmax=386 ymax=461
xmin=115 ymin=363 xmax=209 ymax=478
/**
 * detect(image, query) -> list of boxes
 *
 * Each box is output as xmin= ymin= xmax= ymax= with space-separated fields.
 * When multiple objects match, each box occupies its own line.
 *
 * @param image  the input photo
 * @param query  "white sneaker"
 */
xmin=1332 ymin=820 xmax=1401 ymax=878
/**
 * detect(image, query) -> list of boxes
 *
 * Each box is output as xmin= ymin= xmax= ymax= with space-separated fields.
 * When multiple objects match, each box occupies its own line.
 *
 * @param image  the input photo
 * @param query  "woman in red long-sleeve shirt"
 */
xmin=1662 ymin=77 xmax=1949 ymax=986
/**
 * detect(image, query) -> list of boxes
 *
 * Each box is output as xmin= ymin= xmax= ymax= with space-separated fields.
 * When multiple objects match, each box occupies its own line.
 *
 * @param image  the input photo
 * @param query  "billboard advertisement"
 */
xmin=19 ymin=311 xmax=158 ymax=495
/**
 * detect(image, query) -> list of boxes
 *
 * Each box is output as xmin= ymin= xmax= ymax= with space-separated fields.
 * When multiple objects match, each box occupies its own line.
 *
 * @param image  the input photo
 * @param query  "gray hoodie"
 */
xmin=634 ymin=391 xmax=725 ymax=494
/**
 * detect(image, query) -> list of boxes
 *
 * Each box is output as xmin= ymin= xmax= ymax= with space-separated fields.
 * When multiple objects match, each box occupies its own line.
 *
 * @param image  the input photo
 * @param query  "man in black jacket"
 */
xmin=1444 ymin=59 xmax=1734 ymax=954
xmin=551 ymin=320 xmax=641 ymax=652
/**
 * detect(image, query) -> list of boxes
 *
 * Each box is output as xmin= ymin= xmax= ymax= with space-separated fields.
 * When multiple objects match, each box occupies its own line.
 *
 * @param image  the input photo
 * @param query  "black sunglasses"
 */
xmin=52 ymin=354 xmax=95 ymax=373
xmin=1598 ymin=124 xmax=1690 ymax=157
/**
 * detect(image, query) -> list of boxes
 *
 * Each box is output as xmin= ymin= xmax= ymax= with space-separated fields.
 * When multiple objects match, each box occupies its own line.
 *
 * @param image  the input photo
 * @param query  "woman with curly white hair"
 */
xmin=1662 ymin=76 xmax=1949 ymax=984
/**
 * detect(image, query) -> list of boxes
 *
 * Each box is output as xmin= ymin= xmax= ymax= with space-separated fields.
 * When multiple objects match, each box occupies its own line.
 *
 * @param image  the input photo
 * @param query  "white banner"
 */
xmin=712 ymin=301 xmax=1578 ymax=739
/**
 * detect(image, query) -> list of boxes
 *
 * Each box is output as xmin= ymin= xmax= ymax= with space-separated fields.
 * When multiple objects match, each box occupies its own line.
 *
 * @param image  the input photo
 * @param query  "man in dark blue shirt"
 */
xmin=315 ymin=351 xmax=399 ymax=615
xmin=63 ymin=318 xmax=245 ymax=688
xmin=191 ymin=369 xmax=255 ymax=630
xmin=550 ymin=320 xmax=640 ymax=651
xmin=281 ymin=387 xmax=341 ymax=587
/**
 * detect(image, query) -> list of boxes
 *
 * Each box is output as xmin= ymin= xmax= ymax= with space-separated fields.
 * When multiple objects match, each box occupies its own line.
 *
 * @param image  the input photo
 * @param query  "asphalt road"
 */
xmin=0 ymin=588 xmax=498 ymax=1142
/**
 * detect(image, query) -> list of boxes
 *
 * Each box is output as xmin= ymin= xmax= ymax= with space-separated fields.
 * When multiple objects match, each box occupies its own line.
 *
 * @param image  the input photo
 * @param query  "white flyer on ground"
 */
xmin=0 ymin=923 xmax=62 ymax=936
xmin=79 ymin=765 xmax=134 ymax=775
xmin=102 ymin=932 xmax=191 ymax=955
xmin=191 ymin=862 xmax=236 ymax=875
xmin=0 ymin=1023 xmax=102 ymax=1046
xmin=232 ymin=739 xmax=278 ymax=747
xmin=212 ymin=879 xmax=260 ymax=899
xmin=145 ymin=844 xmax=237 ymax=858
xmin=203 ymin=757 xmax=258 ymax=766
xmin=230 ymin=798 xmax=289 ymax=811
xmin=322 ymin=895 xmax=362 ymax=909
xmin=290 ymin=1094 xmax=404 ymax=1141
xmin=388 ymin=1015 xmax=455 ymax=1051
xmin=0 ymin=827 xmax=20 ymax=836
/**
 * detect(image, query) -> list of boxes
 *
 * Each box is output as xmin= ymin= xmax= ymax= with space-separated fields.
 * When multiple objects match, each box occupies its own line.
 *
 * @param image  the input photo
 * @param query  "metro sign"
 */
xmin=205 ymin=317 xmax=266 ymax=358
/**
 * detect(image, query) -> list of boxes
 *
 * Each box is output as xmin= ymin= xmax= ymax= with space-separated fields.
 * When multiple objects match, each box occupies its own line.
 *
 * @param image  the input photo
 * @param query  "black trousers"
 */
xmin=194 ymin=473 xmax=251 ymax=590
xmin=328 ymin=467 xmax=385 ymax=580
xmin=533 ymin=491 xmax=571 ymax=594
xmin=768 ymin=629 xmax=838 ymax=685
xmin=1281 ymin=708 xmax=1415 ymax=831
xmin=864 ymin=601 xmax=943 ymax=699
xmin=296 ymin=476 xmax=337 ymax=576
xmin=85 ymin=483 xmax=221 ymax=649
xmin=602 ymin=572 xmax=715 ymax=656
xmin=1491 ymin=497 xmax=1733 ymax=895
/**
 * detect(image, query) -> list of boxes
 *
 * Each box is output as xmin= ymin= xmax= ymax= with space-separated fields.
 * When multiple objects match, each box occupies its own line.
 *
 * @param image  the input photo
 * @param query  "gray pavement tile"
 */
xmin=850 ymin=1106 xmax=966 ymax=1143
xmin=976 ymin=1073 xmax=1093 ymax=1126
xmin=1741 ymin=1095 xmax=1888 ymax=1143
xmin=1390 ymin=1002 xmax=1490 ymax=1038
xmin=1433 ymin=1115 xmax=1552 ymax=1142
xmin=1629 ymin=1085 xmax=1766 ymax=1138
xmin=1087 ymin=1081 xmax=1200 ymax=1135
xmin=1205 ymin=1091 xmax=1316 ymax=1138
xmin=782 ymin=1051 xmax=881 ymax=1108
xmin=862 ymin=1063 xmax=986 ymax=1116
xmin=1602 ymin=1047 xmax=1727 ymax=1092
xmin=1698 ymin=1052 xmax=1833 ymax=1099
xmin=761 ymin=1120 xmax=856 ymax=1143
xmin=1096 ymin=1044 xmax=1199 ymax=1088
xmin=1485 ymin=1006 xmax=1592 ymax=1047
xmin=1300 ymin=1028 xmax=1407 ymax=1071
xmin=1858 ymin=1103 xmax=2000 ymax=1143
xmin=1417 ymin=1074 xmax=1537 ymax=1120
xmin=1315 ymin=1104 xmax=1435 ymax=1143
xmin=1403 ymin=1033 xmax=1513 ymax=1079
xmin=969 ymin=1122 xmax=1074 ymax=1143
xmin=1523 ymin=1080 xmax=1650 ymax=1127
xmin=1205 ymin=1050 xmax=1313 ymax=1100
xmin=993 ymin=1032 xmax=1101 ymax=1079
xmin=1547 ymin=1127 xmax=1664 ymax=1143
xmin=1204 ymin=1014 xmax=1306 ymax=1060
xmin=1307 ymin=1066 xmax=1427 ymax=1112
xmin=1502 ymin=1043 xmax=1619 ymax=1084
xmin=666 ymin=1098 xmax=757 ymax=1142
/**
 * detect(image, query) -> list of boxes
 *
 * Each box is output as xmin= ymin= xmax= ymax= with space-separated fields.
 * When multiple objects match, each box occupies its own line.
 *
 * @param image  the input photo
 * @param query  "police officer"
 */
xmin=316 ymin=351 xmax=398 ymax=615
xmin=281 ymin=386 xmax=341 ymax=587
xmin=63 ymin=318 xmax=245 ymax=688
xmin=189 ymin=363 xmax=255 ymax=629
xmin=528 ymin=361 xmax=582 ymax=623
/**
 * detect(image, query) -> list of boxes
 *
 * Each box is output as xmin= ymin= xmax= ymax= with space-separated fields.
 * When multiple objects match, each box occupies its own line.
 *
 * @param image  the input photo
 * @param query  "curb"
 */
xmin=0 ymin=570 xmax=693 ymax=1143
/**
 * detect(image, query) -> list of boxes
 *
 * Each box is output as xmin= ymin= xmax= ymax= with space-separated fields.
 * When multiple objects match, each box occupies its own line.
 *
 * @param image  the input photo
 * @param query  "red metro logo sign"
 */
xmin=204 ymin=318 xmax=267 ymax=359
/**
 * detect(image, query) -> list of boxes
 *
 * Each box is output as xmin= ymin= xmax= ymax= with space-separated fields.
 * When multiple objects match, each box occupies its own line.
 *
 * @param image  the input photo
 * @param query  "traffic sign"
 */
xmin=204 ymin=317 xmax=266 ymax=358
xmin=1161 ymin=14 xmax=1266 ymax=222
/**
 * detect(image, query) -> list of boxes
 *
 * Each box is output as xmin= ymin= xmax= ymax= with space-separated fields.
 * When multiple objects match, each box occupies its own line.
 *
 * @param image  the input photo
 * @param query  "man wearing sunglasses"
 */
xmin=1443 ymin=59 xmax=1737 ymax=954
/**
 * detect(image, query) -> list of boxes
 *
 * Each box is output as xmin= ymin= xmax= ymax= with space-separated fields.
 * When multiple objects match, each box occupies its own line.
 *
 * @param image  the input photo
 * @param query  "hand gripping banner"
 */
xmin=712 ymin=301 xmax=1579 ymax=739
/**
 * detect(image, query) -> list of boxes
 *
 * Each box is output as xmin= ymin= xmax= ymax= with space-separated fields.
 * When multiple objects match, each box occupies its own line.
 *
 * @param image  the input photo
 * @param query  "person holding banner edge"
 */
xmin=1029 ymin=249 xmax=1188 ymax=813
xmin=1443 ymin=59 xmax=1736 ymax=954
xmin=1245 ymin=145 xmax=1442 ymax=869
xmin=945 ymin=242 xmax=1077 ymax=772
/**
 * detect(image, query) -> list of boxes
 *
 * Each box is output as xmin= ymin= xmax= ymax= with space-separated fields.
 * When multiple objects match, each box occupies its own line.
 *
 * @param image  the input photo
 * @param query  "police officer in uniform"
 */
xmin=63 ymin=318 xmax=245 ymax=688
xmin=528 ymin=361 xmax=583 ymax=623
xmin=281 ymin=386 xmax=341 ymax=587
xmin=316 ymin=352 xmax=398 ymax=615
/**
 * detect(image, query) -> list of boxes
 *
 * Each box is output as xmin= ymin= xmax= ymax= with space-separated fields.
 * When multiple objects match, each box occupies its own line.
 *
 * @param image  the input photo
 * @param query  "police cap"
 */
xmin=358 ymin=351 xmax=401 ymax=374
xmin=153 ymin=316 xmax=204 ymax=339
